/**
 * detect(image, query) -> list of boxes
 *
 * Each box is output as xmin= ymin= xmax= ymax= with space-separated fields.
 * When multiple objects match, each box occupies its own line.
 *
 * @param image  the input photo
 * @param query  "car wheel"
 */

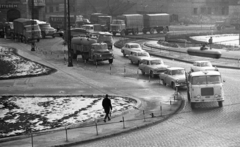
xmin=191 ymin=102 xmax=195 ymax=109
xmin=218 ymin=101 xmax=223 ymax=107
xmin=150 ymin=71 xmax=154 ymax=78
xmin=141 ymin=70 xmax=145 ymax=75
xmin=109 ymin=59 xmax=113 ymax=64
xmin=162 ymin=80 xmax=166 ymax=86
xmin=171 ymin=82 xmax=176 ymax=90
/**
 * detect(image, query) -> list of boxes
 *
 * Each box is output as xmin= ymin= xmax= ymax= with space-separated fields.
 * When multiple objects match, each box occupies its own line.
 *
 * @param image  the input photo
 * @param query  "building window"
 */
xmin=56 ymin=6 xmax=59 ymax=12
xmin=208 ymin=7 xmax=212 ymax=15
xmin=193 ymin=8 xmax=198 ymax=15
xmin=214 ymin=7 xmax=218 ymax=15
xmin=201 ymin=7 xmax=206 ymax=15
xmin=50 ymin=6 xmax=53 ymax=12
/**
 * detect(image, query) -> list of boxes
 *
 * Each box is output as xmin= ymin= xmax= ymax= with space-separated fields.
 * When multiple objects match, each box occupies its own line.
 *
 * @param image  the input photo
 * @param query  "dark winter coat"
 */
xmin=102 ymin=97 xmax=112 ymax=111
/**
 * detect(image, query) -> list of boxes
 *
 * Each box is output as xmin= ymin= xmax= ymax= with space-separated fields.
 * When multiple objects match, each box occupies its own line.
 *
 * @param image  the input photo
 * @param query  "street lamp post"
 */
xmin=31 ymin=0 xmax=35 ymax=51
xmin=65 ymin=0 xmax=73 ymax=67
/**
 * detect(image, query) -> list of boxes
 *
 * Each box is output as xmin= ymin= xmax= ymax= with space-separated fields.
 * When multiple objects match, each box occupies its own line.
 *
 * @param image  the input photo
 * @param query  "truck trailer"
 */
xmin=110 ymin=13 xmax=170 ymax=36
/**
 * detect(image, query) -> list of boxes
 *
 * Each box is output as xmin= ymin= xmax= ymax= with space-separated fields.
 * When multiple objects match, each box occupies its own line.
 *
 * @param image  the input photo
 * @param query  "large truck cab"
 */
xmin=110 ymin=19 xmax=125 ymax=36
xmin=187 ymin=71 xmax=224 ymax=109
xmin=24 ymin=24 xmax=41 ymax=42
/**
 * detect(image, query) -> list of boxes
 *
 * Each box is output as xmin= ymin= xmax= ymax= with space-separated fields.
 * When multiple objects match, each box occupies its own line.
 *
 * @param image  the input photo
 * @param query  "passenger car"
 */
xmin=121 ymin=43 xmax=143 ymax=56
xmin=139 ymin=58 xmax=168 ymax=78
xmin=191 ymin=61 xmax=218 ymax=72
xmin=159 ymin=67 xmax=187 ymax=89
xmin=128 ymin=51 xmax=150 ymax=65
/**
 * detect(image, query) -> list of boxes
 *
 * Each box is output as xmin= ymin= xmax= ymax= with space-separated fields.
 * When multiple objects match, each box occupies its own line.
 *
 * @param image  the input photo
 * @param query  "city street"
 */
xmin=1 ymin=31 xmax=240 ymax=146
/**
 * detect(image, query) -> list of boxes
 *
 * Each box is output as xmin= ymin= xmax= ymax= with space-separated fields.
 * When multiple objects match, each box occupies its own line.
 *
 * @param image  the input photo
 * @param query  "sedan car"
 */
xmin=191 ymin=61 xmax=218 ymax=72
xmin=159 ymin=67 xmax=187 ymax=90
xmin=139 ymin=58 xmax=168 ymax=78
xmin=121 ymin=42 xmax=143 ymax=57
xmin=128 ymin=51 xmax=150 ymax=65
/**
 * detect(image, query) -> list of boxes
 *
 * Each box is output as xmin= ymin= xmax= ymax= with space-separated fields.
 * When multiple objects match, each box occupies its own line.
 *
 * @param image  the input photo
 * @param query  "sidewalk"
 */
xmin=0 ymin=39 xmax=184 ymax=147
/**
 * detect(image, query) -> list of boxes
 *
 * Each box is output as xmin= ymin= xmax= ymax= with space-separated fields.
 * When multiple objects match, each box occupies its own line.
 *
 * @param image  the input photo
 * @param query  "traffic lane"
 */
xmin=70 ymin=59 xmax=240 ymax=147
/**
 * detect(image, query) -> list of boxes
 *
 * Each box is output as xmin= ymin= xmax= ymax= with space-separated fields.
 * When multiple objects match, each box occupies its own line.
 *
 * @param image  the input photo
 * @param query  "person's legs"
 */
xmin=104 ymin=109 xmax=110 ymax=122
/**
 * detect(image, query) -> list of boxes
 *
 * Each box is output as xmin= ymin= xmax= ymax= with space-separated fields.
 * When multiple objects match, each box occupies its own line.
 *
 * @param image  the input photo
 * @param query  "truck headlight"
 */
xmin=215 ymin=94 xmax=221 ymax=98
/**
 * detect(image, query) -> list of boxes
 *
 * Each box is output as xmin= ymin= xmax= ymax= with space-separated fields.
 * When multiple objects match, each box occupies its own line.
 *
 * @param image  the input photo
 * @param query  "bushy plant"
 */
xmin=0 ymin=58 xmax=15 ymax=75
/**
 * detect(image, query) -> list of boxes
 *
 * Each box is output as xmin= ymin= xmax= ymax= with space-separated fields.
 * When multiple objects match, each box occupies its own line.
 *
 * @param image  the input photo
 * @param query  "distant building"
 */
xmin=0 ymin=0 xmax=45 ymax=22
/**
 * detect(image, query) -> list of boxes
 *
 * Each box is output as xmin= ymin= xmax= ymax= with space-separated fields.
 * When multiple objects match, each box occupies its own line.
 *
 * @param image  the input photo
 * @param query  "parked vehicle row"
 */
xmin=121 ymin=42 xmax=224 ymax=109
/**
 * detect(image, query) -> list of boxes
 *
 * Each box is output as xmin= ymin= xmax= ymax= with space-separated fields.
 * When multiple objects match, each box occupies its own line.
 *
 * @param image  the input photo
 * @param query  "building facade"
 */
xmin=0 ymin=0 xmax=45 ymax=23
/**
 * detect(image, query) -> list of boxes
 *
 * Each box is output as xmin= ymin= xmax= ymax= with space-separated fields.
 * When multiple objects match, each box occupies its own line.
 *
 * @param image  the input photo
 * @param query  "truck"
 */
xmin=34 ymin=20 xmax=56 ymax=39
xmin=71 ymin=37 xmax=114 ymax=64
xmin=187 ymin=70 xmax=225 ymax=109
xmin=98 ymin=16 xmax=112 ymax=32
xmin=13 ymin=18 xmax=41 ymax=43
xmin=215 ymin=5 xmax=240 ymax=30
xmin=89 ymin=31 xmax=113 ymax=49
xmin=110 ymin=13 xmax=170 ymax=36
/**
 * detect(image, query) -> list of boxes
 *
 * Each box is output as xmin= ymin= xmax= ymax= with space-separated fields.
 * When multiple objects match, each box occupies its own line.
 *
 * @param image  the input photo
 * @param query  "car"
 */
xmin=121 ymin=42 xmax=143 ymax=57
xmin=139 ymin=58 xmax=168 ymax=78
xmin=128 ymin=51 xmax=150 ymax=65
xmin=191 ymin=61 xmax=218 ymax=72
xmin=159 ymin=67 xmax=187 ymax=90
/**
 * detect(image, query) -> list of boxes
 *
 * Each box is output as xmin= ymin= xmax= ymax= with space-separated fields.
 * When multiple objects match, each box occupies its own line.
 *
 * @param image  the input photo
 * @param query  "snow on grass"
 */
xmin=0 ymin=96 xmax=136 ymax=137
xmin=0 ymin=46 xmax=53 ymax=78
xmin=190 ymin=34 xmax=240 ymax=46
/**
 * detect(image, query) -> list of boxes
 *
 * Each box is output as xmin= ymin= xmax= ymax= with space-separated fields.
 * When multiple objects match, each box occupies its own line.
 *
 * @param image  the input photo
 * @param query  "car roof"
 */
xmin=167 ymin=67 xmax=185 ymax=70
xmin=190 ymin=71 xmax=220 ymax=76
xmin=126 ymin=42 xmax=140 ymax=46
xmin=142 ymin=57 xmax=162 ymax=61
xmin=194 ymin=61 xmax=211 ymax=63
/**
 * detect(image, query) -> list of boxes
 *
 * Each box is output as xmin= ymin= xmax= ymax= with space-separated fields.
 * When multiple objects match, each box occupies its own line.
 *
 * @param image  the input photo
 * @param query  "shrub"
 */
xmin=0 ymin=58 xmax=15 ymax=76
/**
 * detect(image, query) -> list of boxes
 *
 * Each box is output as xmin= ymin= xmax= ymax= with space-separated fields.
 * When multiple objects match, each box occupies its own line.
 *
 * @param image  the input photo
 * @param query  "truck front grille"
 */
xmin=201 ymin=87 xmax=214 ymax=96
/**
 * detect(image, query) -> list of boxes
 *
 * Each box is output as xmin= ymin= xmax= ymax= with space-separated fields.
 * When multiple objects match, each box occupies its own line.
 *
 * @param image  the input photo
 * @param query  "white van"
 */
xmin=187 ymin=71 xmax=224 ymax=109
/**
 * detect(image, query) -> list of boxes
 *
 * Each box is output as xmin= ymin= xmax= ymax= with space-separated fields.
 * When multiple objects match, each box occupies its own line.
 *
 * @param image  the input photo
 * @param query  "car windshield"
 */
xmin=172 ymin=69 xmax=185 ymax=75
xmin=191 ymin=75 xmax=221 ymax=85
xmin=151 ymin=60 xmax=162 ymax=65
xmin=199 ymin=62 xmax=211 ymax=67
xmin=138 ymin=52 xmax=149 ymax=56
xmin=130 ymin=45 xmax=140 ymax=48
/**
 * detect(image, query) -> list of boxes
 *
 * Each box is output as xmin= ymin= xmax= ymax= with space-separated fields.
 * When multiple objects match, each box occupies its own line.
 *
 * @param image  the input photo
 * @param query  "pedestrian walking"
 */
xmin=102 ymin=94 xmax=112 ymax=122
xmin=208 ymin=37 xmax=213 ymax=49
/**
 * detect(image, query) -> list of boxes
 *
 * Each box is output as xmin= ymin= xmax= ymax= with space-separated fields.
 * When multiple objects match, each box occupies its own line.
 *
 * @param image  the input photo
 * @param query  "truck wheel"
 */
xmin=187 ymin=91 xmax=190 ymax=102
xmin=218 ymin=101 xmax=223 ymax=107
xmin=120 ymin=31 xmax=125 ymax=36
xmin=171 ymin=82 xmax=176 ymax=90
xmin=109 ymin=59 xmax=113 ymax=64
xmin=150 ymin=28 xmax=154 ymax=34
xmin=72 ymin=53 xmax=77 ymax=59
xmin=217 ymin=26 xmax=222 ymax=30
xmin=191 ymin=102 xmax=195 ymax=109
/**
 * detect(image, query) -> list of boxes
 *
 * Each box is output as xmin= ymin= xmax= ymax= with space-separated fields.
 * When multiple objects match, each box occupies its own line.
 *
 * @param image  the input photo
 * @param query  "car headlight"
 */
xmin=194 ymin=95 xmax=201 ymax=99
xmin=215 ymin=94 xmax=221 ymax=98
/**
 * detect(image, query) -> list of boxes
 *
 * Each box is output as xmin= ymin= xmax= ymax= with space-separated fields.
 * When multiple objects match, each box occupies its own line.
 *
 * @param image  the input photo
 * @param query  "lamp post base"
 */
xmin=31 ymin=42 xmax=35 ymax=51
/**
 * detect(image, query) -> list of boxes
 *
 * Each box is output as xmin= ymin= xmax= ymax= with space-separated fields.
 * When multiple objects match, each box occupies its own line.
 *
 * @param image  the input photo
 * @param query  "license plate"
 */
xmin=205 ymin=96 xmax=210 ymax=98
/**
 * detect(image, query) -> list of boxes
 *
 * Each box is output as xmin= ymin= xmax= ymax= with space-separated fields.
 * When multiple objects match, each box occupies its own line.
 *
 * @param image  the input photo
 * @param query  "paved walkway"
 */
xmin=0 ymin=39 xmax=183 ymax=147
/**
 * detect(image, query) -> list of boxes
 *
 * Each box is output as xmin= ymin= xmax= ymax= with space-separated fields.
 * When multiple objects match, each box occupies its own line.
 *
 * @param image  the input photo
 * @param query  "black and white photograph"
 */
xmin=1 ymin=0 xmax=240 ymax=147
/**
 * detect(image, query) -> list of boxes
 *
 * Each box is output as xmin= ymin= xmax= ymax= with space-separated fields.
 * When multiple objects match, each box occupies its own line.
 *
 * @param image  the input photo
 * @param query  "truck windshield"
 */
xmin=172 ymin=69 xmax=185 ymax=75
xmin=92 ymin=44 xmax=108 ymax=50
xmin=112 ymin=20 xmax=124 ymax=24
xmin=25 ymin=25 xmax=39 ymax=31
xmin=191 ymin=75 xmax=221 ymax=85
xmin=39 ymin=24 xmax=51 ymax=28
